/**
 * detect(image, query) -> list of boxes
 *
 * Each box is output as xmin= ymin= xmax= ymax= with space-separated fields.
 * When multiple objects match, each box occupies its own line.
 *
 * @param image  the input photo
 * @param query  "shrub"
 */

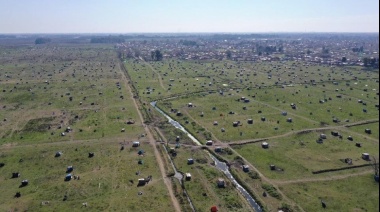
xmin=248 ymin=171 xmax=260 ymax=180
xmin=262 ymin=184 xmax=282 ymax=200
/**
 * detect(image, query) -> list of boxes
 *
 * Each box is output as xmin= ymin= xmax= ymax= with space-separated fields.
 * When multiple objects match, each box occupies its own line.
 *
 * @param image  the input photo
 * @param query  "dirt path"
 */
xmin=182 ymin=110 xmax=222 ymax=143
xmin=229 ymin=119 xmax=379 ymax=145
xmin=229 ymin=148 xmax=306 ymax=212
xmin=119 ymin=61 xmax=181 ymax=212
xmin=140 ymin=58 xmax=166 ymax=91
xmin=251 ymin=99 xmax=320 ymax=125
xmin=274 ymin=169 xmax=374 ymax=185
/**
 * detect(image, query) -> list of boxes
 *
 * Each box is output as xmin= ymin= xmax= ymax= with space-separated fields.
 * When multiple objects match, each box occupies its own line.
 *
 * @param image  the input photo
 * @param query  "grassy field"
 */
xmin=0 ymin=139 xmax=173 ymax=212
xmin=0 ymin=46 xmax=145 ymax=145
xmin=279 ymin=174 xmax=379 ymax=212
xmin=2 ymin=44 xmax=378 ymax=211
xmin=232 ymin=129 xmax=379 ymax=180
xmin=0 ymin=44 xmax=175 ymax=211
xmin=124 ymin=57 xmax=379 ymax=211
xmin=131 ymin=59 xmax=379 ymax=143
xmin=169 ymin=145 xmax=253 ymax=212
xmin=347 ymin=122 xmax=380 ymax=140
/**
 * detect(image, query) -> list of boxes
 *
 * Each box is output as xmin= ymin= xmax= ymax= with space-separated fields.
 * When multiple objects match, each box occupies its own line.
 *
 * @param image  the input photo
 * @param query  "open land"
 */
xmin=1 ymin=33 xmax=379 ymax=212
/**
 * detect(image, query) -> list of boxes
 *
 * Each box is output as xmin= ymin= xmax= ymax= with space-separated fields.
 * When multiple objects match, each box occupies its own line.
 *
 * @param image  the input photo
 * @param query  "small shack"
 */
xmin=270 ymin=165 xmax=276 ymax=171
xmin=188 ymin=158 xmax=194 ymax=165
xmin=138 ymin=178 xmax=146 ymax=186
xmin=211 ymin=206 xmax=218 ymax=212
xmin=65 ymin=174 xmax=72 ymax=181
xmin=217 ymin=179 xmax=225 ymax=188
xmin=138 ymin=150 xmax=144 ymax=156
xmin=365 ymin=129 xmax=372 ymax=134
xmin=12 ymin=172 xmax=20 ymax=178
xmin=206 ymin=141 xmax=213 ymax=146
xmin=356 ymin=143 xmax=362 ymax=148
xmin=132 ymin=141 xmax=140 ymax=147
xmin=21 ymin=180 xmax=29 ymax=187
xmin=262 ymin=142 xmax=269 ymax=149
xmin=65 ymin=127 xmax=72 ymax=133
xmin=185 ymin=173 xmax=192 ymax=181
xmin=243 ymin=165 xmax=250 ymax=173
xmin=66 ymin=166 xmax=74 ymax=173
xmin=247 ymin=119 xmax=254 ymax=124
xmin=287 ymin=118 xmax=293 ymax=123
xmin=215 ymin=147 xmax=222 ymax=153
xmin=362 ymin=153 xmax=370 ymax=161
xmin=320 ymin=134 xmax=327 ymax=139
xmin=55 ymin=152 xmax=62 ymax=158
xmin=291 ymin=103 xmax=297 ymax=109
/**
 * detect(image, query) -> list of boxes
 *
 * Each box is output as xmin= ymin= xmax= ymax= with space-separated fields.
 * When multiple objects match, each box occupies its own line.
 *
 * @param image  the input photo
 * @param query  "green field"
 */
xmin=124 ymin=58 xmax=379 ymax=211
xmin=0 ymin=45 xmax=175 ymax=211
xmin=1 ymin=43 xmax=378 ymax=211
xmin=232 ymin=129 xmax=378 ymax=180
xmin=280 ymin=174 xmax=379 ymax=212
xmin=0 ymin=140 xmax=173 ymax=212
xmin=170 ymin=146 xmax=253 ymax=212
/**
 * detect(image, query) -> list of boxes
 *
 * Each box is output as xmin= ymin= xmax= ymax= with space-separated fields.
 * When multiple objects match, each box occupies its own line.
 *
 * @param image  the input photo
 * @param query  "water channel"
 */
xmin=151 ymin=101 xmax=262 ymax=212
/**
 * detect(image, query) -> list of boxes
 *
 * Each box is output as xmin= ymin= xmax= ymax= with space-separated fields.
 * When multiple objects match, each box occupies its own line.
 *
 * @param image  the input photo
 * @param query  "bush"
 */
xmin=262 ymin=184 xmax=282 ymax=200
xmin=279 ymin=203 xmax=293 ymax=212
xmin=248 ymin=171 xmax=260 ymax=180
xmin=35 ymin=38 xmax=51 ymax=44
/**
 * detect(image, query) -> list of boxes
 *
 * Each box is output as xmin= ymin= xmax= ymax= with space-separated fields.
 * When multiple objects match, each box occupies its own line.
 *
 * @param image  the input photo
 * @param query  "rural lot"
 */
xmin=0 ymin=34 xmax=379 ymax=212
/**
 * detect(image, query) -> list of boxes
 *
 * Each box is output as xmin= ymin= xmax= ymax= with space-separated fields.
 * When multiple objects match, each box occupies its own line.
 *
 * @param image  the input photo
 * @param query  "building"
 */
xmin=217 ymin=179 xmax=225 ymax=188
xmin=132 ymin=141 xmax=140 ymax=147
xmin=185 ymin=173 xmax=192 ymax=181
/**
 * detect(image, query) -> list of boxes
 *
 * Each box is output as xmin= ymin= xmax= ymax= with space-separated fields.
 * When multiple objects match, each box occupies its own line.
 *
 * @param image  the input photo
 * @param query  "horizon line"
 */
xmin=0 ymin=31 xmax=379 ymax=35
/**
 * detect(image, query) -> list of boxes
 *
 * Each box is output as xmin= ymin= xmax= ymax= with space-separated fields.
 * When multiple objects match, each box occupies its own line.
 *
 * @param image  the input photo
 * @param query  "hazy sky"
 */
xmin=0 ymin=0 xmax=379 ymax=33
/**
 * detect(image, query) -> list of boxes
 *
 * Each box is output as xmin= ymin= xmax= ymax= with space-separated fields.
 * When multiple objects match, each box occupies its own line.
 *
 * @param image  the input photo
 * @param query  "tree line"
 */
xmin=35 ymin=38 xmax=51 ymax=44
xmin=151 ymin=50 xmax=163 ymax=61
xmin=90 ymin=36 xmax=125 ymax=43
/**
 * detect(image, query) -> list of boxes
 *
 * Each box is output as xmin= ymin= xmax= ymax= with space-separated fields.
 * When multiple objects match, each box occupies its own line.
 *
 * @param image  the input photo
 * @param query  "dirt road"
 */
xmin=118 ymin=61 xmax=181 ymax=212
xmin=140 ymin=58 xmax=166 ymax=91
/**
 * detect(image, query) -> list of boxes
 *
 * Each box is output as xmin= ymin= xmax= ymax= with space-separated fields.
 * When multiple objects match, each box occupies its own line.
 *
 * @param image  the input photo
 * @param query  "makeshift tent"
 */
xmin=211 ymin=206 xmax=218 ymax=212
xmin=66 ymin=166 xmax=74 ymax=173
xmin=65 ymin=174 xmax=72 ymax=181
xmin=188 ymin=159 xmax=194 ymax=165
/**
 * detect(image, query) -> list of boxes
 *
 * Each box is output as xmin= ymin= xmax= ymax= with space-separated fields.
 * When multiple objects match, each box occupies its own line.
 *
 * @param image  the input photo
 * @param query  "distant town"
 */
xmin=113 ymin=33 xmax=379 ymax=68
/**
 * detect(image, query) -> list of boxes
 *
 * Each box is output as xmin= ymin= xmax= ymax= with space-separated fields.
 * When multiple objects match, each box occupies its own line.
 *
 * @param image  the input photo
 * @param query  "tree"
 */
xmin=342 ymin=57 xmax=347 ymax=63
xmin=371 ymin=156 xmax=379 ymax=182
xmin=226 ymin=50 xmax=232 ymax=60
xmin=151 ymin=50 xmax=163 ymax=61
xmin=151 ymin=51 xmax=155 ymax=61
xmin=322 ymin=47 xmax=329 ymax=54
xmin=35 ymin=38 xmax=51 ymax=44
xmin=363 ymin=57 xmax=370 ymax=67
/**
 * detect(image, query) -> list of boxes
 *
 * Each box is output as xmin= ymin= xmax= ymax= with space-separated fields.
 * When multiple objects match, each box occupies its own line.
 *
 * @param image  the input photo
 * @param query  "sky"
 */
xmin=0 ymin=0 xmax=379 ymax=33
